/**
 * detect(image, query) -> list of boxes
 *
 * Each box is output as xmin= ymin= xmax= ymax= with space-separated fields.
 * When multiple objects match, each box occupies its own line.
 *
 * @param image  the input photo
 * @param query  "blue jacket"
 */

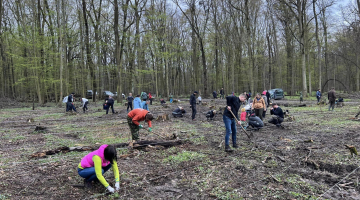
xmin=316 ymin=91 xmax=321 ymax=97
xmin=141 ymin=101 xmax=149 ymax=111
xmin=133 ymin=97 xmax=142 ymax=109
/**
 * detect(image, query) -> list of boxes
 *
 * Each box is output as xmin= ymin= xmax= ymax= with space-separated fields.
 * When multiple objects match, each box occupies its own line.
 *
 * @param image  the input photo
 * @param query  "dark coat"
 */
xmin=270 ymin=107 xmax=284 ymax=119
xmin=328 ymin=90 xmax=336 ymax=102
xmin=223 ymin=96 xmax=240 ymax=119
xmin=190 ymin=94 xmax=196 ymax=105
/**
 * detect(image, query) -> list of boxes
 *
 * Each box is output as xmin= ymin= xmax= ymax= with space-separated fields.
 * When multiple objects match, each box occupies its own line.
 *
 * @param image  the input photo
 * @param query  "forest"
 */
xmin=0 ymin=0 xmax=359 ymax=103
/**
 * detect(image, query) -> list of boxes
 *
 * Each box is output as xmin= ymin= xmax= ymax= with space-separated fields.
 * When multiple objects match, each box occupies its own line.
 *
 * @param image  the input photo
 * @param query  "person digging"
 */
xmin=127 ymin=109 xmax=154 ymax=141
xmin=223 ymin=93 xmax=246 ymax=152
xmin=268 ymin=103 xmax=284 ymax=128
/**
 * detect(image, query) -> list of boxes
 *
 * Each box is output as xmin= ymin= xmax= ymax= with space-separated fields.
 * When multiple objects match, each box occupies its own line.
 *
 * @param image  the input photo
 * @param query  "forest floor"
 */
xmin=1 ymin=96 xmax=360 ymax=199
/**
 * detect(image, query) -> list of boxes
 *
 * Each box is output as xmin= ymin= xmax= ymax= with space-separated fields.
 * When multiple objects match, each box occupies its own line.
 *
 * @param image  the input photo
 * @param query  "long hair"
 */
xmin=104 ymin=145 xmax=117 ymax=164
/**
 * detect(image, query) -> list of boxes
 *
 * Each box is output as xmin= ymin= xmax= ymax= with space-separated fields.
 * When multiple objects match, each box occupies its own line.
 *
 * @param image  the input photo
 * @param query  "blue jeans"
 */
xmin=223 ymin=115 xmax=237 ymax=146
xmin=78 ymin=164 xmax=112 ymax=182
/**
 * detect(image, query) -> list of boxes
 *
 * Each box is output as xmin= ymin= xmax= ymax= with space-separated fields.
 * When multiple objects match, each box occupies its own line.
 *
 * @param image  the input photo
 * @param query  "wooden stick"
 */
xmin=228 ymin=109 xmax=251 ymax=139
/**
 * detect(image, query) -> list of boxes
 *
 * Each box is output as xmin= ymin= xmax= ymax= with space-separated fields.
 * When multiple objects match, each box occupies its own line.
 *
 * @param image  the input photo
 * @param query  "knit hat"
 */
xmin=194 ymin=91 xmax=198 ymax=94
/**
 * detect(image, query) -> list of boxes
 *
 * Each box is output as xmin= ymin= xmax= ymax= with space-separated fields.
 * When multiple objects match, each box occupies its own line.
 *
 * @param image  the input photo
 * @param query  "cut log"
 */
xmin=282 ymin=103 xmax=306 ymax=107
xmin=30 ymin=140 xmax=184 ymax=159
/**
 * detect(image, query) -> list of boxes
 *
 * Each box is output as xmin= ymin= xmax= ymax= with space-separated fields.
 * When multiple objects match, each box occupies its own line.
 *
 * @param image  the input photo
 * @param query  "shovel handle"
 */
xmin=228 ymin=109 xmax=251 ymax=139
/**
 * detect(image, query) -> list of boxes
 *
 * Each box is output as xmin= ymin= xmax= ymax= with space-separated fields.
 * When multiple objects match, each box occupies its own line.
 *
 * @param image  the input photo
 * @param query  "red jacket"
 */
xmin=240 ymin=112 xmax=247 ymax=121
xmin=149 ymin=93 xmax=152 ymax=99
xmin=128 ymin=109 xmax=152 ymax=127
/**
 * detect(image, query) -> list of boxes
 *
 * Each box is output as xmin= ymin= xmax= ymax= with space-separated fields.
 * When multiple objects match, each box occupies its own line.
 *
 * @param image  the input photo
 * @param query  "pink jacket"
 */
xmin=80 ymin=144 xmax=110 ymax=168
xmin=240 ymin=112 xmax=247 ymax=121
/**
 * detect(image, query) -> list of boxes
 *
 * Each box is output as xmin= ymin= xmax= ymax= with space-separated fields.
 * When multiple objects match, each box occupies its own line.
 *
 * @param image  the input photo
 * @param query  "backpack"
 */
xmin=141 ymin=92 xmax=148 ymax=100
xmin=62 ymin=96 xmax=68 ymax=103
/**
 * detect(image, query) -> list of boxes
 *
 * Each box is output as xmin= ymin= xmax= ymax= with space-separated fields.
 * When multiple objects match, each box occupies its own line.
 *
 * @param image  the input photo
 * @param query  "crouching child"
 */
xmin=206 ymin=110 xmax=216 ymax=120
xmin=77 ymin=145 xmax=120 ymax=193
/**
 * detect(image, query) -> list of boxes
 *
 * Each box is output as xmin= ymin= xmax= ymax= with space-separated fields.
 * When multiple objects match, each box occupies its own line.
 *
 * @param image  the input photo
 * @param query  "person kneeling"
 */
xmin=172 ymin=107 xmax=186 ymax=118
xmin=248 ymin=111 xmax=264 ymax=130
xmin=268 ymin=103 xmax=284 ymax=128
xmin=206 ymin=110 xmax=216 ymax=120
xmin=77 ymin=145 xmax=119 ymax=193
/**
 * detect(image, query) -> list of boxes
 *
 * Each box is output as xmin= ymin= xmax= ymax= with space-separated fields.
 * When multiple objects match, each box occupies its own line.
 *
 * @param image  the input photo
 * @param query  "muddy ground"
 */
xmin=1 ymin=97 xmax=360 ymax=199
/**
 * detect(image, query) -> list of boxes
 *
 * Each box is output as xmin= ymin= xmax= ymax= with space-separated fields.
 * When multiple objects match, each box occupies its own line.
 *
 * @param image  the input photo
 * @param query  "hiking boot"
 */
xmin=233 ymin=144 xmax=239 ymax=149
xmin=225 ymin=145 xmax=233 ymax=152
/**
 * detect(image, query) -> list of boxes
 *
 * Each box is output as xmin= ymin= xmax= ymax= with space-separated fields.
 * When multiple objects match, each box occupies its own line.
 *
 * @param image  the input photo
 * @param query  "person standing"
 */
xmin=266 ymin=90 xmax=271 ymax=107
xmin=133 ymin=95 xmax=142 ymax=109
xmin=190 ymin=91 xmax=198 ymax=120
xmin=148 ymin=93 xmax=153 ymax=105
xmin=66 ymin=93 xmax=76 ymax=112
xmin=127 ymin=93 xmax=134 ymax=112
xmin=127 ymin=109 xmax=154 ymax=141
xmin=220 ymin=88 xmax=224 ymax=99
xmin=79 ymin=97 xmax=89 ymax=113
xmin=197 ymin=95 xmax=202 ymax=104
xmin=223 ymin=94 xmax=246 ymax=152
xmin=77 ymin=145 xmax=119 ymax=192
xmin=252 ymin=93 xmax=266 ymax=121
xmin=328 ymin=87 xmax=336 ymax=111
xmin=169 ymin=94 xmax=173 ymax=103
xmin=106 ymin=96 xmax=115 ymax=114
xmin=268 ymin=103 xmax=284 ymax=128
xmin=316 ymin=89 xmax=322 ymax=103
xmin=261 ymin=93 xmax=268 ymax=118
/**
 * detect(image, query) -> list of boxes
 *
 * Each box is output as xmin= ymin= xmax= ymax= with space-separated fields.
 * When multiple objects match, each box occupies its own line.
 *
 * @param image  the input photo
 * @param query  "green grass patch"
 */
xmin=163 ymin=150 xmax=207 ymax=165
xmin=35 ymin=113 xmax=63 ymax=120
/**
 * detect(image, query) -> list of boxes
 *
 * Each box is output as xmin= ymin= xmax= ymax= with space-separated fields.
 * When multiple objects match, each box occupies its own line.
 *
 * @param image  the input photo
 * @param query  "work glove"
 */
xmin=115 ymin=182 xmax=120 ymax=191
xmin=148 ymin=128 xmax=152 ymax=132
xmin=107 ymin=186 xmax=115 ymax=193
xmin=139 ymin=125 xmax=143 ymax=129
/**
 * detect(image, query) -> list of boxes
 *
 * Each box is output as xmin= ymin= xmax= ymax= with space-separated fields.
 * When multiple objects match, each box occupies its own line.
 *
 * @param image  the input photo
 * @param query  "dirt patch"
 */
xmin=1 ymin=98 xmax=360 ymax=199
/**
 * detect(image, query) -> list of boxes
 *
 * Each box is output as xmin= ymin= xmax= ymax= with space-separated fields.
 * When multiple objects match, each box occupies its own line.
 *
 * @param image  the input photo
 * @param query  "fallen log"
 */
xmin=30 ymin=140 xmax=184 ymax=159
xmin=282 ymin=103 xmax=307 ymax=107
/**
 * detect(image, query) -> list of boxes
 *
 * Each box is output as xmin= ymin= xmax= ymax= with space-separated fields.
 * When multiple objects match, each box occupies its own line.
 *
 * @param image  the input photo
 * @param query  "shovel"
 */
xmin=228 ymin=109 xmax=252 ymax=139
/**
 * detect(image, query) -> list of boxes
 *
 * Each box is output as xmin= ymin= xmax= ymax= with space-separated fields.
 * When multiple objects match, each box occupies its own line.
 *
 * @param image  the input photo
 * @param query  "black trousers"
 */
xmin=255 ymin=108 xmax=264 ymax=121
xmin=127 ymin=102 xmax=133 ymax=112
xmin=191 ymin=104 xmax=196 ymax=120
xmin=149 ymin=98 xmax=153 ymax=105
xmin=83 ymin=102 xmax=89 ymax=112
xmin=268 ymin=116 xmax=284 ymax=125
xmin=106 ymin=103 xmax=114 ymax=114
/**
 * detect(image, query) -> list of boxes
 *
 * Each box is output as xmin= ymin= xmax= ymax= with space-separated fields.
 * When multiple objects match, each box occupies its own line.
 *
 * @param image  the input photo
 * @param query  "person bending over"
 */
xmin=77 ymin=145 xmax=119 ymax=193
xmin=127 ymin=109 xmax=154 ymax=141
xmin=206 ymin=110 xmax=217 ymax=120
xmin=172 ymin=107 xmax=186 ymax=118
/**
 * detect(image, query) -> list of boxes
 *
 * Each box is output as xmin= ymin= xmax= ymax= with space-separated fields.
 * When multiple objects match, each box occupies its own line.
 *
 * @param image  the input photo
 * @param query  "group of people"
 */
xmin=211 ymin=88 xmax=226 ymax=99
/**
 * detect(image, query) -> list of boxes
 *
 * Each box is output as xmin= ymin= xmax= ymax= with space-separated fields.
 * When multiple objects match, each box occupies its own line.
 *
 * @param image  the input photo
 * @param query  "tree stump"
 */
xmin=125 ymin=102 xmax=128 ymax=106
xmin=201 ymin=102 xmax=208 ymax=106
xmin=172 ymin=99 xmax=179 ymax=103
xmin=162 ymin=104 xmax=169 ymax=108
xmin=156 ymin=114 xmax=169 ymax=121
